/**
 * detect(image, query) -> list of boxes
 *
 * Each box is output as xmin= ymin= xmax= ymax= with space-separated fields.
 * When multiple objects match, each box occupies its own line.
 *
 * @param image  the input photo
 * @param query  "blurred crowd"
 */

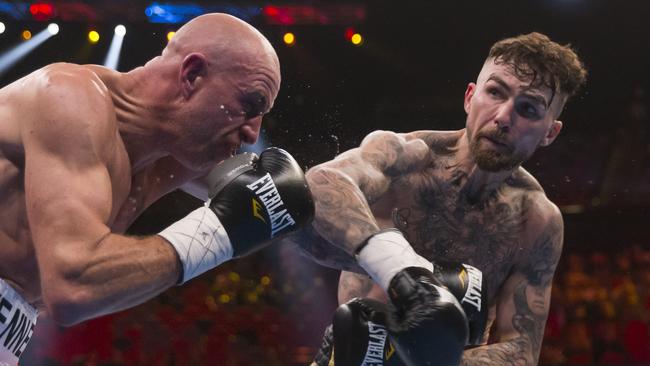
xmin=540 ymin=244 xmax=649 ymax=366
xmin=20 ymin=243 xmax=649 ymax=366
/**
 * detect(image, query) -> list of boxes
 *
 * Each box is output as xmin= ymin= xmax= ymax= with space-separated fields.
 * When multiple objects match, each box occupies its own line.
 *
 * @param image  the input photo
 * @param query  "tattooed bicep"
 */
xmin=524 ymin=208 xmax=563 ymax=287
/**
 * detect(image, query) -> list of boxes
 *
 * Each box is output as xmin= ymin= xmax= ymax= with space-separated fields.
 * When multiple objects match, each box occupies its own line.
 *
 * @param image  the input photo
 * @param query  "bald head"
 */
xmin=163 ymin=13 xmax=279 ymax=76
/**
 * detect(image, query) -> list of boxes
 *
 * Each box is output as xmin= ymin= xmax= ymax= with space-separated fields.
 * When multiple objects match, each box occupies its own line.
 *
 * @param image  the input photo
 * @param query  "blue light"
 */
xmin=144 ymin=3 xmax=206 ymax=24
xmin=144 ymin=2 xmax=263 ymax=24
xmin=0 ymin=1 xmax=29 ymax=20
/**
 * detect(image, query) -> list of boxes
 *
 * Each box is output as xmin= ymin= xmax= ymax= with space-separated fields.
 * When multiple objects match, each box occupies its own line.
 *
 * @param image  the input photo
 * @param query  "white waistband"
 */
xmin=0 ymin=279 xmax=38 ymax=365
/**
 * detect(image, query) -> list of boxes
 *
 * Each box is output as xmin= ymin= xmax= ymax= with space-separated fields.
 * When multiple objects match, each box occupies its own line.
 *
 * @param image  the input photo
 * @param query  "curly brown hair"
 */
xmin=488 ymin=32 xmax=587 ymax=101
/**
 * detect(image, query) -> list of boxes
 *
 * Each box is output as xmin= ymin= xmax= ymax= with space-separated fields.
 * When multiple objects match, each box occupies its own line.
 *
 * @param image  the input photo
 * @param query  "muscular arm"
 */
xmin=460 ymin=203 xmax=564 ymax=365
xmin=305 ymin=130 xmax=430 ymax=255
xmin=24 ymin=71 xmax=180 ymax=326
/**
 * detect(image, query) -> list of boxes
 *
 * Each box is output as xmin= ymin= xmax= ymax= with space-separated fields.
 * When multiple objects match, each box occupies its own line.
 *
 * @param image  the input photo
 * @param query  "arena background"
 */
xmin=0 ymin=0 xmax=647 ymax=365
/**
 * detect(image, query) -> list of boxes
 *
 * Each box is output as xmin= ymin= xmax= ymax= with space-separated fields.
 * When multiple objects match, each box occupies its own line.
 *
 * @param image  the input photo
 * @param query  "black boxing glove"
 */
xmin=314 ymin=262 xmax=487 ymax=366
xmin=314 ymin=298 xmax=400 ymax=366
xmin=160 ymin=148 xmax=314 ymax=283
xmin=431 ymin=262 xmax=487 ymax=345
xmin=386 ymin=267 xmax=468 ymax=366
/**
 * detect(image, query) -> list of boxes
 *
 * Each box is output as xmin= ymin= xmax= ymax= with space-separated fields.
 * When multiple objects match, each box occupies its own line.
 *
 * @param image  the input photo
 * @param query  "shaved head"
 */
xmin=163 ymin=13 xmax=279 ymax=76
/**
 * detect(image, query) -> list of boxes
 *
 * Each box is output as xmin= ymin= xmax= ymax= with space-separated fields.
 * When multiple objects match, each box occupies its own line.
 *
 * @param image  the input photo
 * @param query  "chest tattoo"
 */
xmin=391 ymin=171 xmax=530 ymax=298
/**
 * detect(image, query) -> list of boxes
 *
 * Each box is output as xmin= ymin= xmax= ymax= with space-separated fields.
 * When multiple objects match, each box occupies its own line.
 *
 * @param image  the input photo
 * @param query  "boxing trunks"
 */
xmin=0 ymin=279 xmax=37 ymax=366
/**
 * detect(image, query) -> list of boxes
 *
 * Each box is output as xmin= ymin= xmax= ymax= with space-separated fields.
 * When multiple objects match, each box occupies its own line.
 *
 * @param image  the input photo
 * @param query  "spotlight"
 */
xmin=0 ymin=22 xmax=5 ymax=35
xmin=21 ymin=30 xmax=32 ymax=41
xmin=166 ymin=31 xmax=175 ymax=42
xmin=88 ymin=30 xmax=99 ymax=43
xmin=47 ymin=23 xmax=59 ymax=35
xmin=351 ymin=33 xmax=363 ymax=46
xmin=283 ymin=32 xmax=295 ymax=46
xmin=114 ymin=25 xmax=126 ymax=37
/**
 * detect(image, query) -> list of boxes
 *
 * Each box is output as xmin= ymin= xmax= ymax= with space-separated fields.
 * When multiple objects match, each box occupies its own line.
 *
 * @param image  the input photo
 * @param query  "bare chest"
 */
xmin=371 ymin=173 xmax=530 ymax=299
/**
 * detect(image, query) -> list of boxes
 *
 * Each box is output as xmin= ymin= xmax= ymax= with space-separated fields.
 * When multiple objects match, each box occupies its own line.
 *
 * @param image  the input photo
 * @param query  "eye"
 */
xmin=515 ymin=101 xmax=540 ymax=119
xmin=487 ymin=87 xmax=503 ymax=98
xmin=242 ymin=92 xmax=267 ymax=119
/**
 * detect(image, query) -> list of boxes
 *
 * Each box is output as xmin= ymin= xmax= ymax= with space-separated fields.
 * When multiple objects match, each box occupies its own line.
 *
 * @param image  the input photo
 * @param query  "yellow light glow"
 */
xmin=283 ymin=32 xmax=295 ymax=46
xmin=167 ymin=31 xmax=175 ymax=42
xmin=88 ymin=30 xmax=99 ymax=43
xmin=351 ymin=33 xmax=363 ymax=45
xmin=21 ymin=30 xmax=31 ymax=40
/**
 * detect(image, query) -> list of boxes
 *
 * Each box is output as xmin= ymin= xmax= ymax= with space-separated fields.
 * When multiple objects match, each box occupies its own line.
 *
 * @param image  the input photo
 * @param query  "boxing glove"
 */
xmin=313 ymin=262 xmax=487 ymax=366
xmin=160 ymin=148 xmax=314 ymax=283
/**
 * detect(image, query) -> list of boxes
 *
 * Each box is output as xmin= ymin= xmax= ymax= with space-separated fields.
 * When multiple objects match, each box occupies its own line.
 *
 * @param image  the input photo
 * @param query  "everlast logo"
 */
xmin=361 ymin=321 xmax=388 ymax=366
xmin=461 ymin=265 xmax=483 ymax=312
xmin=246 ymin=173 xmax=296 ymax=237
xmin=0 ymin=296 xmax=36 ymax=358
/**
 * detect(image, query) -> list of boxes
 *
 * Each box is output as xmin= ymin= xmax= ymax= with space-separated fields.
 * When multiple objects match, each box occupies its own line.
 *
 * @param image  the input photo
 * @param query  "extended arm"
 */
xmin=460 ymin=203 xmax=564 ymax=365
xmin=24 ymin=77 xmax=180 ymax=326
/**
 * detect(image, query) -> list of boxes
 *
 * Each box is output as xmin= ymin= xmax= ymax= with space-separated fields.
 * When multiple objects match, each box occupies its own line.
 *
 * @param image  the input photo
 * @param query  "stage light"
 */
xmin=283 ymin=32 xmax=295 ymax=46
xmin=29 ymin=3 xmax=55 ymax=21
xmin=344 ymin=27 xmax=355 ymax=41
xmin=114 ymin=24 xmax=126 ymax=36
xmin=0 ymin=26 xmax=58 ymax=76
xmin=88 ymin=30 xmax=99 ymax=43
xmin=105 ymin=25 xmax=126 ymax=70
xmin=351 ymin=33 xmax=363 ymax=45
xmin=166 ymin=31 xmax=175 ymax=42
xmin=47 ymin=23 xmax=58 ymax=35
xmin=0 ymin=22 xmax=5 ymax=34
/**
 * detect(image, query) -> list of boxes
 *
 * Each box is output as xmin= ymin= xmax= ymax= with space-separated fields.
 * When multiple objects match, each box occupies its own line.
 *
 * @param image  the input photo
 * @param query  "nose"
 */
xmin=494 ymin=100 xmax=514 ymax=132
xmin=240 ymin=116 xmax=263 ymax=144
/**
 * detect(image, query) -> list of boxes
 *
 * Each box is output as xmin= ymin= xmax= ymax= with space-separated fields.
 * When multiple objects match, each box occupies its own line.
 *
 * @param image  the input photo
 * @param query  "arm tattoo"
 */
xmin=309 ymin=168 xmax=380 ymax=252
xmin=461 ymin=213 xmax=563 ymax=365
xmin=307 ymin=133 xmax=407 ymax=253
xmin=338 ymin=272 xmax=374 ymax=304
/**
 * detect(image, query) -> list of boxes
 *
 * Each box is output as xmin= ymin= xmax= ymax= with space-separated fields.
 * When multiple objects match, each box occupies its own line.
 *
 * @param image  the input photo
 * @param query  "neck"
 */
xmin=108 ymin=60 xmax=180 ymax=173
xmin=447 ymin=129 xmax=516 ymax=204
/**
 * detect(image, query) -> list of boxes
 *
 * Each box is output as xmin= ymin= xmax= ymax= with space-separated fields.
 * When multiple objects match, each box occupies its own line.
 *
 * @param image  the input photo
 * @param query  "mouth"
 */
xmin=481 ymin=135 xmax=509 ymax=148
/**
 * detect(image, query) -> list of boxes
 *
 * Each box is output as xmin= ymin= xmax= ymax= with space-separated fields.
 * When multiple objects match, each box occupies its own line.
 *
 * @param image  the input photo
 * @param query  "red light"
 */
xmin=29 ymin=3 xmax=55 ymax=21
xmin=263 ymin=6 xmax=279 ymax=17
xmin=344 ymin=27 xmax=355 ymax=41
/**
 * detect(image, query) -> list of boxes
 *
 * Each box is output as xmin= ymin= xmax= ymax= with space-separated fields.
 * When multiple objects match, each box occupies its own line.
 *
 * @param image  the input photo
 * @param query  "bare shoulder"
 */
xmin=354 ymin=129 xmax=433 ymax=174
xmin=403 ymin=129 xmax=464 ymax=155
xmin=21 ymin=63 xmax=117 ymax=160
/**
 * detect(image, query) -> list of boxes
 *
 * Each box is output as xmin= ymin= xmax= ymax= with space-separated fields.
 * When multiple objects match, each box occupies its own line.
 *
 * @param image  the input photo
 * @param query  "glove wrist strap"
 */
xmin=159 ymin=206 xmax=233 ymax=284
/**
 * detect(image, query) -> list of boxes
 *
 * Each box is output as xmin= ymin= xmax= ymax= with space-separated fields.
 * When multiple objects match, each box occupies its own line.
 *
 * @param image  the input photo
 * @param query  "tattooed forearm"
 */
xmin=338 ymin=271 xmax=374 ymax=304
xmin=460 ymin=281 xmax=549 ymax=366
xmin=282 ymin=226 xmax=364 ymax=272
xmin=307 ymin=167 xmax=381 ymax=252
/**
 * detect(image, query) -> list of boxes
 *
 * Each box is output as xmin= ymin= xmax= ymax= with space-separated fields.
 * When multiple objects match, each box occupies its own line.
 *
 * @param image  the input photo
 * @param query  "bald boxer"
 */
xmin=0 ymin=13 xmax=314 ymax=364
xmin=291 ymin=32 xmax=587 ymax=365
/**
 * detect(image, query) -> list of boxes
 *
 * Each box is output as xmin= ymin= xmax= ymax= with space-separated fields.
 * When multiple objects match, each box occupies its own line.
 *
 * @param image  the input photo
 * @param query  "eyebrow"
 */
xmin=486 ymin=74 xmax=549 ymax=109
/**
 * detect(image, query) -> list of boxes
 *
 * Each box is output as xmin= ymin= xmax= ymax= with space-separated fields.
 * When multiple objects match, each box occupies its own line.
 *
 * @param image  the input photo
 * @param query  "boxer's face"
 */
xmin=463 ymin=59 xmax=564 ymax=172
xmin=174 ymin=56 xmax=280 ymax=172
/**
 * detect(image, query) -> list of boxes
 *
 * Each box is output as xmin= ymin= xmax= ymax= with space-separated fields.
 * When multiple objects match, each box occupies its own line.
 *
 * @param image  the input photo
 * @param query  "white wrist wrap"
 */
xmin=159 ymin=206 xmax=233 ymax=284
xmin=356 ymin=229 xmax=433 ymax=291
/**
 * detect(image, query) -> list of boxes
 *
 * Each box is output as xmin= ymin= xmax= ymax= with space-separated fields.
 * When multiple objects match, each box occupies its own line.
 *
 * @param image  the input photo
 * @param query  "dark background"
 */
xmin=2 ymin=0 xmax=647 ymax=364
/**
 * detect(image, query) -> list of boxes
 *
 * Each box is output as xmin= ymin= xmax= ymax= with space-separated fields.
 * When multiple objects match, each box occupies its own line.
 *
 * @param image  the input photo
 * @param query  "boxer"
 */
xmin=288 ymin=32 xmax=588 ymax=364
xmin=0 ymin=13 xmax=314 ymax=364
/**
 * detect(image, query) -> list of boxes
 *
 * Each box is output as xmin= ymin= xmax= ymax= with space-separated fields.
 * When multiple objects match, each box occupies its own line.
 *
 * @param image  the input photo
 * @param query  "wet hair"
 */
xmin=488 ymin=32 xmax=587 ymax=102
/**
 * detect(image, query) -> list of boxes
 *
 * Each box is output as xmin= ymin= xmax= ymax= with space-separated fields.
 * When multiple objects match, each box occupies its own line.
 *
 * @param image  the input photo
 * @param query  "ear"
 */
xmin=464 ymin=82 xmax=476 ymax=114
xmin=180 ymin=53 xmax=208 ymax=99
xmin=539 ymin=120 xmax=563 ymax=146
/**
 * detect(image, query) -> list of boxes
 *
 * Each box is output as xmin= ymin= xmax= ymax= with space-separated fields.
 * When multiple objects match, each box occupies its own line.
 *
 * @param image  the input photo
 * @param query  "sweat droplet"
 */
xmin=169 ymin=174 xmax=175 ymax=179
xmin=219 ymin=105 xmax=225 ymax=109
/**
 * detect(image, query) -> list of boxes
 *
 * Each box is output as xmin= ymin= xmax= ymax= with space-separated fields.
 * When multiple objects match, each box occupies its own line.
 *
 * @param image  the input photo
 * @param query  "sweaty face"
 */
xmin=464 ymin=59 xmax=564 ymax=172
